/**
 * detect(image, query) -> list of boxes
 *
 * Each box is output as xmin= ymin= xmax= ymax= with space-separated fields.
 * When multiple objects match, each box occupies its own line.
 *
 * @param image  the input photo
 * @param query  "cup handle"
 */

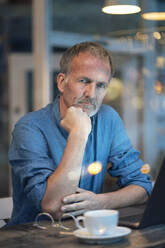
xmin=75 ymin=216 xmax=85 ymax=230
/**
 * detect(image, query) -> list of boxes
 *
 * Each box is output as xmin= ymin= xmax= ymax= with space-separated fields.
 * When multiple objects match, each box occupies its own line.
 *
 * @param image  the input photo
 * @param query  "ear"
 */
xmin=57 ymin=73 xmax=66 ymax=93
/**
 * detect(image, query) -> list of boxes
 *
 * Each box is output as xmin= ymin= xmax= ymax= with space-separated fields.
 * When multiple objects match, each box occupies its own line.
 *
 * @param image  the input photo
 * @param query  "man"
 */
xmin=8 ymin=42 xmax=152 ymax=225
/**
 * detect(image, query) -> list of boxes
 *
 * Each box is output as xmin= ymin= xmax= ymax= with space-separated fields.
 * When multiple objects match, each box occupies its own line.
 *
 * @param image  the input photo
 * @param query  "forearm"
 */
xmin=41 ymin=131 xmax=88 ymax=218
xmin=98 ymin=185 xmax=148 ymax=210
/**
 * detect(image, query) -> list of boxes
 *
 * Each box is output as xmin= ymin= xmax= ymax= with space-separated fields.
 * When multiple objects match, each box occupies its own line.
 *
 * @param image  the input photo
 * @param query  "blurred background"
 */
xmin=0 ymin=0 xmax=165 ymax=196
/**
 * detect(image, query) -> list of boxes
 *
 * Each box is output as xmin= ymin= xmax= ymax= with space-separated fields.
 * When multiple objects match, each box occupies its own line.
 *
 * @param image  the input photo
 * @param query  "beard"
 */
xmin=61 ymin=83 xmax=101 ymax=117
xmin=73 ymin=96 xmax=99 ymax=117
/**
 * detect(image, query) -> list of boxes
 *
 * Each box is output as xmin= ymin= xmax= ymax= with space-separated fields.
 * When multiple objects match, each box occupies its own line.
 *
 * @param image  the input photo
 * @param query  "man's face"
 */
xmin=57 ymin=52 xmax=111 ymax=117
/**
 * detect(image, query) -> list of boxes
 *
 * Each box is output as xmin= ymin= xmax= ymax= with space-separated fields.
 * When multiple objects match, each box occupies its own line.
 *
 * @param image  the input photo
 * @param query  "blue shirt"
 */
xmin=8 ymin=96 xmax=152 ymax=225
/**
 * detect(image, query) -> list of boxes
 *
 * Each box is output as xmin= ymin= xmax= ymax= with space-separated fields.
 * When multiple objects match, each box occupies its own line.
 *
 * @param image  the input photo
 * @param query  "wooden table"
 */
xmin=1 ymin=207 xmax=165 ymax=248
xmin=1 ymin=222 xmax=165 ymax=248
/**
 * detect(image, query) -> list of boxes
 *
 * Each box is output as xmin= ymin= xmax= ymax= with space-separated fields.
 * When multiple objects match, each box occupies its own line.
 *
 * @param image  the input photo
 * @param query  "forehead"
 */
xmin=69 ymin=52 xmax=111 ymax=77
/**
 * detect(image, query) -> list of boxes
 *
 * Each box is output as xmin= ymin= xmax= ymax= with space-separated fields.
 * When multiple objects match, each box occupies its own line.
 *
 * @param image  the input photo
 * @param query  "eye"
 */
xmin=96 ymin=82 xmax=107 ymax=89
xmin=79 ymin=78 xmax=91 ymax=84
xmin=79 ymin=78 xmax=87 ymax=83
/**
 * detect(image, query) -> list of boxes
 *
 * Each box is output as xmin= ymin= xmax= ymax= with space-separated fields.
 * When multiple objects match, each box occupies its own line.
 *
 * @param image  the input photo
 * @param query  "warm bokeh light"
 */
xmin=136 ymin=32 xmax=148 ymax=41
xmin=153 ymin=32 xmax=161 ymax=40
xmin=104 ymin=78 xmax=123 ymax=101
xmin=141 ymin=164 xmax=151 ymax=174
xmin=154 ymin=81 xmax=163 ymax=94
xmin=131 ymin=96 xmax=143 ymax=110
xmin=156 ymin=57 xmax=165 ymax=68
xmin=88 ymin=162 xmax=102 ymax=175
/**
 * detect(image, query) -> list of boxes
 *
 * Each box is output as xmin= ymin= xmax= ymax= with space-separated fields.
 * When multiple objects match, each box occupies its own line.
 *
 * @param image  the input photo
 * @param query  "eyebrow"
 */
xmin=78 ymin=76 xmax=108 ymax=85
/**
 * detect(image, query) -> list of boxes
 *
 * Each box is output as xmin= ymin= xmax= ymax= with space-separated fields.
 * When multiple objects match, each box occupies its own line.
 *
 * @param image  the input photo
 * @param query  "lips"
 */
xmin=77 ymin=101 xmax=95 ymax=110
xmin=78 ymin=98 xmax=97 ymax=107
xmin=78 ymin=100 xmax=91 ymax=105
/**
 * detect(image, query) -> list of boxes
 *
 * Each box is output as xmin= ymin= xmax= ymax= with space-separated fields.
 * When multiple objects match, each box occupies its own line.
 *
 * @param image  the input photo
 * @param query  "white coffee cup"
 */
xmin=74 ymin=209 xmax=119 ymax=236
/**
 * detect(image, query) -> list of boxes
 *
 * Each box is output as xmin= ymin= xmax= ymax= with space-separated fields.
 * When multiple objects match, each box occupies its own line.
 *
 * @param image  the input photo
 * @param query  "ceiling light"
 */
xmin=141 ymin=1 xmax=165 ymax=21
xmin=102 ymin=0 xmax=141 ymax=15
xmin=142 ymin=12 xmax=165 ymax=21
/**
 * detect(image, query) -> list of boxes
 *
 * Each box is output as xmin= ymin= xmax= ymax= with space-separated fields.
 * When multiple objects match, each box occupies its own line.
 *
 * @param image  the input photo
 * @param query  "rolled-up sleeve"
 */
xmin=108 ymin=111 xmax=152 ymax=195
xmin=9 ymin=122 xmax=56 ymax=211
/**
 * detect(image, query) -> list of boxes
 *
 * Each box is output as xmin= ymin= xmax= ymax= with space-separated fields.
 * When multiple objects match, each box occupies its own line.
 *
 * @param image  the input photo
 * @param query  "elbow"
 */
xmin=142 ymin=191 xmax=149 ymax=203
xmin=138 ymin=189 xmax=149 ymax=205
xmin=41 ymin=199 xmax=62 ymax=220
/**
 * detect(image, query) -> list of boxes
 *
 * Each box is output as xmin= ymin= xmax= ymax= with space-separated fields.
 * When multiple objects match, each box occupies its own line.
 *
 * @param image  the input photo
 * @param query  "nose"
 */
xmin=84 ymin=82 xmax=96 ymax=98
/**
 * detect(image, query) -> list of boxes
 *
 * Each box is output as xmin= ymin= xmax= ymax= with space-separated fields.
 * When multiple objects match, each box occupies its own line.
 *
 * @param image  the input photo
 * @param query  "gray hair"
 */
xmin=60 ymin=41 xmax=114 ymax=78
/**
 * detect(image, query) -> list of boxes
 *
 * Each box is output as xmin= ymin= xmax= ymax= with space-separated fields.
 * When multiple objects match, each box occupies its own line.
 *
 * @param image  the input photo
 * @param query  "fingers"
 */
xmin=61 ymin=200 xmax=86 ymax=213
xmin=61 ymin=189 xmax=99 ymax=215
xmin=71 ymin=106 xmax=83 ymax=112
xmin=60 ymin=106 xmax=91 ymax=135
xmin=63 ymin=189 xmax=94 ymax=205
xmin=63 ymin=192 xmax=86 ymax=204
xmin=61 ymin=191 xmax=88 ymax=213
xmin=61 ymin=190 xmax=96 ymax=214
xmin=76 ymin=187 xmax=87 ymax=193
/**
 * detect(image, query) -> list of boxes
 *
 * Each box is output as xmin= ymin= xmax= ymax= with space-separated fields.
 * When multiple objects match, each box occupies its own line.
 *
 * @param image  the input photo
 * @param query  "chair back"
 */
xmin=0 ymin=197 xmax=13 ymax=228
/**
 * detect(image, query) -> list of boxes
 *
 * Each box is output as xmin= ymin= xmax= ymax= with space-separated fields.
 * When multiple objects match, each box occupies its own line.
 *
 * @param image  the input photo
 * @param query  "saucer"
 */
xmin=73 ymin=226 xmax=131 ymax=244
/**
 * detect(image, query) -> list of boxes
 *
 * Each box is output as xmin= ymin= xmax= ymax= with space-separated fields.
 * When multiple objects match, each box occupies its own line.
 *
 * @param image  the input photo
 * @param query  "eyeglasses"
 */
xmin=33 ymin=212 xmax=77 ymax=236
